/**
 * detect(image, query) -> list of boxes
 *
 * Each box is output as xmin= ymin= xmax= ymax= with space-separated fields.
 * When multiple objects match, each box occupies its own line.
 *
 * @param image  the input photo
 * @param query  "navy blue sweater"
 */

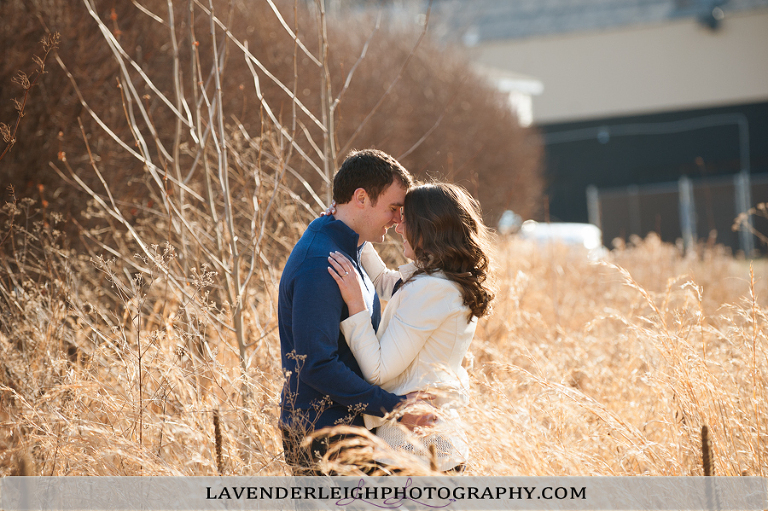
xmin=278 ymin=215 xmax=404 ymax=433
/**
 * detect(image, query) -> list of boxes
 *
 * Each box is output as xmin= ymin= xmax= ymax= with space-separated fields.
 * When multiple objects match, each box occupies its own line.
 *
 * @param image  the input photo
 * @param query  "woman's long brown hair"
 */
xmin=403 ymin=182 xmax=496 ymax=320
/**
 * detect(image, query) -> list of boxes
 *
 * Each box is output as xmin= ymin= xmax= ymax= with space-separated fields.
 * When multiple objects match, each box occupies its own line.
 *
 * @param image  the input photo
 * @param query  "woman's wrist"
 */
xmin=347 ymin=302 xmax=367 ymax=315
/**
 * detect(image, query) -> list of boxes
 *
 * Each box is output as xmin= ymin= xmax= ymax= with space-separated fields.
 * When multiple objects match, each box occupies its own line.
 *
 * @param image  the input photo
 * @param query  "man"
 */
xmin=278 ymin=149 xmax=416 ymax=473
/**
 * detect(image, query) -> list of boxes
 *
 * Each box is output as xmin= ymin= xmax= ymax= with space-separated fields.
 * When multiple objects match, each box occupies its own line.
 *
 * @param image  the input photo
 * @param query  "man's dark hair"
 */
xmin=333 ymin=149 xmax=413 ymax=205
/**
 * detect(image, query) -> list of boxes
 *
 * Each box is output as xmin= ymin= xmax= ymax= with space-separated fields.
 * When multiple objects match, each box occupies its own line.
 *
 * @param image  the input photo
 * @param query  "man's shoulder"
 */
xmin=289 ymin=223 xmax=341 ymax=261
xmin=282 ymin=220 xmax=342 ymax=282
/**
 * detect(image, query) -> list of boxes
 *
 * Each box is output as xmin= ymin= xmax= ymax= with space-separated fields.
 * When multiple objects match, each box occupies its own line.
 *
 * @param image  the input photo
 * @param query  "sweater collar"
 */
xmin=308 ymin=215 xmax=363 ymax=262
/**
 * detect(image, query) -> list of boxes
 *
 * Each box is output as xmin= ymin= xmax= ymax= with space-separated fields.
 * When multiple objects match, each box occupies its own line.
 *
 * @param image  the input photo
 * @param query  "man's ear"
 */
xmin=352 ymin=188 xmax=368 ymax=209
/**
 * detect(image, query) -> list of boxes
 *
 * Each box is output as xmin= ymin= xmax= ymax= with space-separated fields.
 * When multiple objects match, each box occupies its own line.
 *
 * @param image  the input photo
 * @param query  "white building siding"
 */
xmin=469 ymin=8 xmax=768 ymax=124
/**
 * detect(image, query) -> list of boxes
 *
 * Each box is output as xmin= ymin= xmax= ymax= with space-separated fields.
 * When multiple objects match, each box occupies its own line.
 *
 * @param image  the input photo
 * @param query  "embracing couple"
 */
xmin=278 ymin=149 xmax=495 ymax=475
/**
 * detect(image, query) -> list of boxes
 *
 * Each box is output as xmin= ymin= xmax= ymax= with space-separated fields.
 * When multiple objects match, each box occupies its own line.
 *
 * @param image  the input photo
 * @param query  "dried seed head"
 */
xmin=213 ymin=410 xmax=224 ymax=475
xmin=12 ymin=71 xmax=31 ymax=90
xmin=41 ymin=33 xmax=60 ymax=51
xmin=701 ymin=425 xmax=713 ymax=476
xmin=0 ymin=123 xmax=10 ymax=143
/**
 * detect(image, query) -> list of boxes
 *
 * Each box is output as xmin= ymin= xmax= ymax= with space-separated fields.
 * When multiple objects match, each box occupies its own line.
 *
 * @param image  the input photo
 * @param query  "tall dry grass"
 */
xmin=2 ymin=197 xmax=767 ymax=476
xmin=467 ymin=234 xmax=767 ymax=476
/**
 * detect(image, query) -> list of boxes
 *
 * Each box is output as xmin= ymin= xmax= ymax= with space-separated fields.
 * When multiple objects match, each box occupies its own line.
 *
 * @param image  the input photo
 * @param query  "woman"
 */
xmin=327 ymin=182 xmax=495 ymax=471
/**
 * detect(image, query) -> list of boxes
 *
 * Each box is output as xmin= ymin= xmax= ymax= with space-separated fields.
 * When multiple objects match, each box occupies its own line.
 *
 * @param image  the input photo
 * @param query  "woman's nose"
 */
xmin=395 ymin=222 xmax=403 ymax=234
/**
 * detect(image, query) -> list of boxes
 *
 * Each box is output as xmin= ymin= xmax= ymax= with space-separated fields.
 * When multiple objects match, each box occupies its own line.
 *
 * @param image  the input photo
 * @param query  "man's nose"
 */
xmin=393 ymin=209 xmax=403 ymax=224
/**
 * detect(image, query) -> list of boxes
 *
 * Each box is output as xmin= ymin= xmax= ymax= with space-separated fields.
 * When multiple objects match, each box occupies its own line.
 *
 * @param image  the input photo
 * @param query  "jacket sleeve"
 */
xmin=339 ymin=279 xmax=449 ymax=385
xmin=291 ymin=265 xmax=403 ymax=417
xmin=360 ymin=242 xmax=401 ymax=301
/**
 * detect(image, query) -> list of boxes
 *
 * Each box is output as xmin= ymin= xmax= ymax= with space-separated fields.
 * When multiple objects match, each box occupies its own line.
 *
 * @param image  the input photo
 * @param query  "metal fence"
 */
xmin=587 ymin=171 xmax=768 ymax=255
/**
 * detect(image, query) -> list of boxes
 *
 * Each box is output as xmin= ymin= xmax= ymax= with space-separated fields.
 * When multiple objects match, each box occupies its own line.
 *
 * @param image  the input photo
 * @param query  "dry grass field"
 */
xmin=1 ymin=214 xmax=766 ymax=477
xmin=468 ymin=236 xmax=767 ymax=476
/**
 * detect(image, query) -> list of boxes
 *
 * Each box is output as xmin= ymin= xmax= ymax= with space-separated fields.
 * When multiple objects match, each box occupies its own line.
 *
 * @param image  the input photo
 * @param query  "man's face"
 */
xmin=358 ymin=181 xmax=407 ymax=243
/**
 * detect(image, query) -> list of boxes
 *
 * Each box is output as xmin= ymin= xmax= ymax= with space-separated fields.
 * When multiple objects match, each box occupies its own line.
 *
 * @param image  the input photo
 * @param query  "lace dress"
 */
xmin=374 ymin=407 xmax=469 ymax=471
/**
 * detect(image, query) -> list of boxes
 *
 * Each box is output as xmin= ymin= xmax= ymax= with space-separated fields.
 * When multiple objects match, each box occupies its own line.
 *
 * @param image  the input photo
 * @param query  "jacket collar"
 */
xmin=398 ymin=262 xmax=419 ymax=280
xmin=398 ymin=261 xmax=450 ymax=282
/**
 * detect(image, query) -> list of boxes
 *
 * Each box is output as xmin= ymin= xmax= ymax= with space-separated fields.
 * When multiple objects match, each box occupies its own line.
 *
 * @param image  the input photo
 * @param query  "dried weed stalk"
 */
xmin=0 ymin=32 xmax=59 ymax=162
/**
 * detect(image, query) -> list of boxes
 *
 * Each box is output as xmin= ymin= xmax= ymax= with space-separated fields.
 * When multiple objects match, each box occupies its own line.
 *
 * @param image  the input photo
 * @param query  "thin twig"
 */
xmin=167 ymin=0 xmax=189 ymax=270
xmin=87 ymin=0 xmax=196 ymax=131
xmin=332 ymin=11 xmax=381 ymax=109
xmin=0 ymin=33 xmax=60 ymax=162
xmin=131 ymin=0 xmax=166 ymax=25
xmin=192 ymin=0 xmax=326 ymax=132
xmin=265 ymin=0 xmax=321 ymax=66
xmin=317 ymin=0 xmax=335 ymax=203
xmin=53 ymin=54 xmax=205 ymax=204
xmin=242 ymin=42 xmax=327 ymax=184
xmin=340 ymin=0 xmax=433 ymax=156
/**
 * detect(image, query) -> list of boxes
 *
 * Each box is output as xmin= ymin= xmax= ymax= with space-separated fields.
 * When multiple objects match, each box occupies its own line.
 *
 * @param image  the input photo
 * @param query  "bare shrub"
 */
xmin=1 ymin=0 xmax=542 ymax=225
xmin=327 ymin=18 xmax=543 ymax=220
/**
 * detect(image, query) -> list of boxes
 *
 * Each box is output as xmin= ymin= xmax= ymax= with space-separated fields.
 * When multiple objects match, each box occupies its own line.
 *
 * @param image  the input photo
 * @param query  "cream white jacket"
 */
xmin=340 ymin=244 xmax=476 ymax=430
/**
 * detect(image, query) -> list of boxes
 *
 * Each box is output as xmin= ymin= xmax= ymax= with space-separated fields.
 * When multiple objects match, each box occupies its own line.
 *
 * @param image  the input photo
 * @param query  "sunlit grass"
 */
xmin=2 ymin=224 xmax=765 ymax=476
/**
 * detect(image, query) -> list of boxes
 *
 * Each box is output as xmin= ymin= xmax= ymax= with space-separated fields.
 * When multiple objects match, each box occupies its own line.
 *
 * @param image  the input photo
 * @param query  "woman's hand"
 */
xmin=328 ymin=251 xmax=366 ymax=315
xmin=320 ymin=201 xmax=337 ymax=217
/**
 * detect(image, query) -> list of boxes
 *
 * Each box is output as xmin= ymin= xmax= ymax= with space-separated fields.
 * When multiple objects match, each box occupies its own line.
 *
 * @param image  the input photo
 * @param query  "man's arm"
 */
xmin=291 ymin=265 xmax=403 ymax=418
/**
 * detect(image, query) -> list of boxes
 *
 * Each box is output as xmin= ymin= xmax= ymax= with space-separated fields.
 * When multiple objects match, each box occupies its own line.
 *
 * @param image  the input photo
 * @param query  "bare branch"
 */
xmin=317 ymin=0 xmax=336 ymax=203
xmin=265 ymin=0 xmax=322 ymax=67
xmin=81 ymin=0 xmax=173 ymax=164
xmin=53 ymin=54 xmax=205 ymax=205
xmin=131 ymin=0 xmax=167 ymax=25
xmin=94 ymin=0 xmax=197 ymax=135
xmin=167 ymin=0 xmax=190 ymax=268
xmin=193 ymin=0 xmax=326 ymax=133
xmin=340 ymin=0 xmax=433 ymax=156
xmin=50 ymin=160 xmax=235 ymax=333
xmin=231 ymin=118 xmax=325 ymax=211
xmin=332 ymin=11 xmax=381 ymax=109
xmin=243 ymin=43 xmax=327 ymax=183
xmin=82 ymin=0 xmax=196 ymax=133
xmin=296 ymin=119 xmax=324 ymax=161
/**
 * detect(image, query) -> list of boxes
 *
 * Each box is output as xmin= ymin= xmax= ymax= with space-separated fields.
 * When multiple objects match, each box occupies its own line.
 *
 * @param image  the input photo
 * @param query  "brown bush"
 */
xmin=0 ymin=0 xmax=542 ymax=226
xmin=327 ymin=19 xmax=543 ymax=220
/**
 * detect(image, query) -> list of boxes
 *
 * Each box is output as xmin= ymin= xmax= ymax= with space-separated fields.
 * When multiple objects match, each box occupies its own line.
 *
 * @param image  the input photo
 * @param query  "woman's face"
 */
xmin=395 ymin=213 xmax=416 ymax=260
